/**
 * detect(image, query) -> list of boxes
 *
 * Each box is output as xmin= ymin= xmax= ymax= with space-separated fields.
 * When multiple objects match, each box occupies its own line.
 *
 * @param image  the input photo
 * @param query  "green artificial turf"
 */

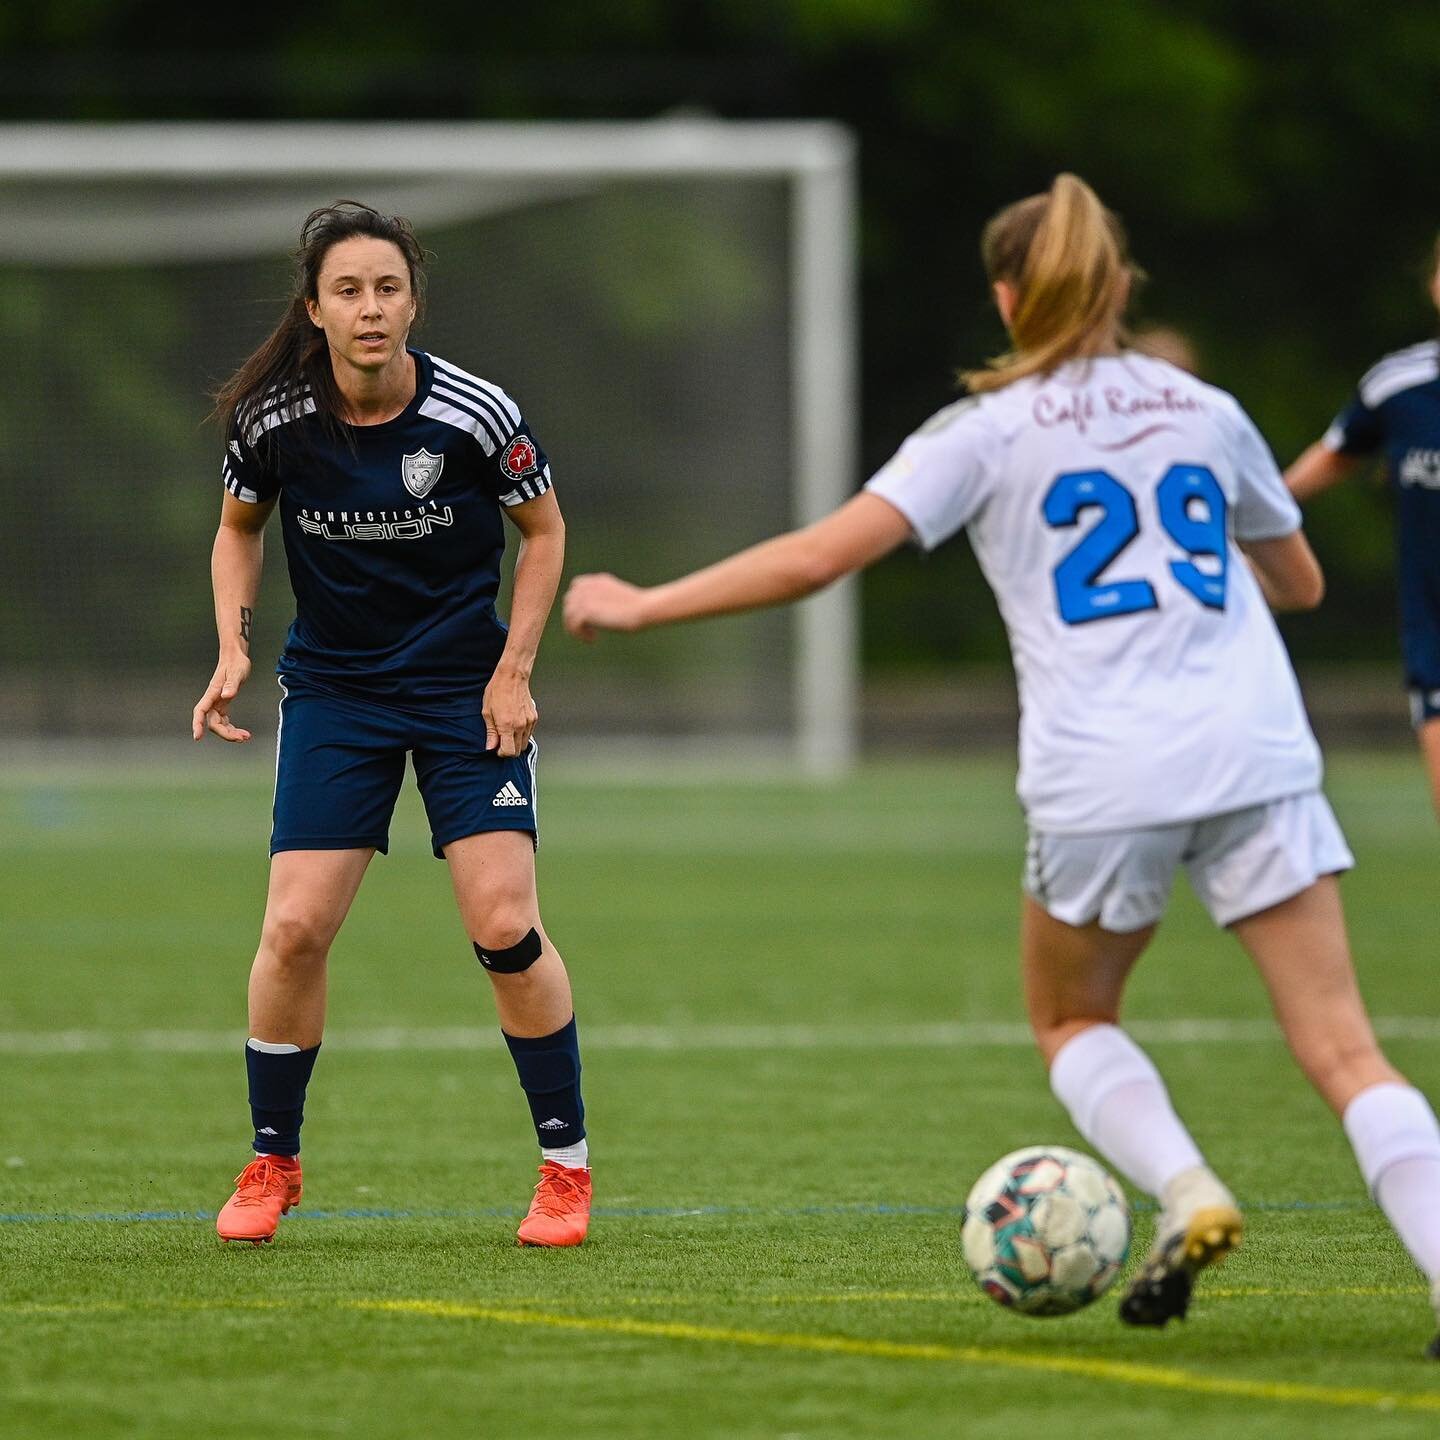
xmin=1 ymin=751 xmax=1437 ymax=1437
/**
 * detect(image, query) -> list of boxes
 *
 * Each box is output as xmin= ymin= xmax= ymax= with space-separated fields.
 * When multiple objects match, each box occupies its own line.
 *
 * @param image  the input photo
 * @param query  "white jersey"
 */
xmin=865 ymin=353 xmax=1321 ymax=834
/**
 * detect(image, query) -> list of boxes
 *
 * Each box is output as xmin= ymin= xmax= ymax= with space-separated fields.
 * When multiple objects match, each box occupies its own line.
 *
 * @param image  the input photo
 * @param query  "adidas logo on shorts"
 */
xmin=492 ymin=780 xmax=527 ymax=808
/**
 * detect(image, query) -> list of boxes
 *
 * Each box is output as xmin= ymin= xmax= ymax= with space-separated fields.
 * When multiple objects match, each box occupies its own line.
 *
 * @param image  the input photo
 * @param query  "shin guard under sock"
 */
xmin=503 ymin=1017 xmax=586 ymax=1153
xmin=245 ymin=1038 xmax=320 ymax=1157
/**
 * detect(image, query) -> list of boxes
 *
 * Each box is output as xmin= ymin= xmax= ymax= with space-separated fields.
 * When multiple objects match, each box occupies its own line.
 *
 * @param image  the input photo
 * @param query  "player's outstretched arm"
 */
xmin=564 ymin=493 xmax=913 ymax=641
xmin=193 ymin=492 xmax=274 ymax=743
xmin=1284 ymin=441 xmax=1362 ymax=504
xmin=485 ymin=488 xmax=565 ymax=757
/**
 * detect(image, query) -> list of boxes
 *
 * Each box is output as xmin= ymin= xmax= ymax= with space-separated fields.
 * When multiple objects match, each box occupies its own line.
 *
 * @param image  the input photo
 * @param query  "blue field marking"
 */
xmin=0 ymin=1198 xmax=1362 ymax=1225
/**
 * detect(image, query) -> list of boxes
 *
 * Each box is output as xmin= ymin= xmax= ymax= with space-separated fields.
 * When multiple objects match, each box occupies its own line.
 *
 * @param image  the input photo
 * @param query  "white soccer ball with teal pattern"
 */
xmin=962 ymin=1146 xmax=1131 ymax=1316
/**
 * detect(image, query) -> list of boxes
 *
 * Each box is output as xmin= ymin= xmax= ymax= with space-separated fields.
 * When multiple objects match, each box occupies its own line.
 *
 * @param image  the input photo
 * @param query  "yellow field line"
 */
xmin=351 ymin=1299 xmax=1440 ymax=1413
xmin=4 ymin=1285 xmax=1424 ymax=1317
xmin=760 ymin=1291 xmax=981 ymax=1304
xmin=1207 ymin=1285 xmax=1426 ymax=1299
xmin=9 ymin=1295 xmax=1438 ymax=1412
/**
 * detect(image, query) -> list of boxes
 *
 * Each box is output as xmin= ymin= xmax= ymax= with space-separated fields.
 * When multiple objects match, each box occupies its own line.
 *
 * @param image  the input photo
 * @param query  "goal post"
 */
xmin=0 ymin=120 xmax=859 ymax=775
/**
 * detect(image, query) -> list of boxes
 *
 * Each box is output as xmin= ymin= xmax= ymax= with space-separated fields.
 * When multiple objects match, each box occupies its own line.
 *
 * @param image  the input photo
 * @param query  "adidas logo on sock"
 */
xmin=537 ymin=1118 xmax=568 ymax=1131
xmin=492 ymin=781 xmax=527 ymax=808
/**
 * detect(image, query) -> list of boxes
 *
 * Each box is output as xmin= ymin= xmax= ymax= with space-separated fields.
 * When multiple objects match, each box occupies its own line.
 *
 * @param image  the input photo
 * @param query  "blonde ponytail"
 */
xmin=962 ymin=174 xmax=1138 ymax=394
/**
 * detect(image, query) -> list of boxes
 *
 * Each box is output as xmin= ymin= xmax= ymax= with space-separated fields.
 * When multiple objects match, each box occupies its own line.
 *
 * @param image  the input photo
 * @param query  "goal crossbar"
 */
xmin=0 ymin=119 xmax=851 ymax=178
xmin=0 ymin=119 xmax=859 ymax=775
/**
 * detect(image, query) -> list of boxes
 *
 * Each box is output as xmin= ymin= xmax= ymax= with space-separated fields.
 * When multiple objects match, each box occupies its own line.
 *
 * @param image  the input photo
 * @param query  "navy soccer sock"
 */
xmin=245 ymin=1038 xmax=321 ymax=1157
xmin=503 ymin=1017 xmax=586 ymax=1152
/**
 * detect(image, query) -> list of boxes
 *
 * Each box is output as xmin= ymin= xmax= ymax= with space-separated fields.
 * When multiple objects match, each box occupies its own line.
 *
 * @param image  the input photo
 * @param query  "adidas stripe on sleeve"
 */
xmin=220 ymin=425 xmax=280 ymax=505
xmin=422 ymin=357 xmax=553 ymax=509
xmin=1323 ymin=343 xmax=1440 ymax=457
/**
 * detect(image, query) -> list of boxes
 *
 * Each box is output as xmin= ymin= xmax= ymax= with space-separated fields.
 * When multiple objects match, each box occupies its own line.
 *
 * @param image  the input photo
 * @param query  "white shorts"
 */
xmin=1023 ymin=792 xmax=1354 ymax=933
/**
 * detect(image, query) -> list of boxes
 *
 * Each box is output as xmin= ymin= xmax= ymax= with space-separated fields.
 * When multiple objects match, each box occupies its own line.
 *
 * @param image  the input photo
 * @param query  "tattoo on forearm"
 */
xmin=239 ymin=606 xmax=253 ymax=647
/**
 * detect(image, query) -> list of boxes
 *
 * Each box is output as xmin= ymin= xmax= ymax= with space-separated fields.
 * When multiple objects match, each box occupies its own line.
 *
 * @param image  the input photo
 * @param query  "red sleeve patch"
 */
xmin=501 ymin=436 xmax=539 ymax=481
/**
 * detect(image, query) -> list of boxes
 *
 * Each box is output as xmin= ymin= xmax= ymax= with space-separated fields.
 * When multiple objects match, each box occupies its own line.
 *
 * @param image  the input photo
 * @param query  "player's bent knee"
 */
xmin=1293 ymin=1034 xmax=1399 ymax=1109
xmin=474 ymin=927 xmax=543 ymax=975
xmin=260 ymin=911 xmax=334 ymax=965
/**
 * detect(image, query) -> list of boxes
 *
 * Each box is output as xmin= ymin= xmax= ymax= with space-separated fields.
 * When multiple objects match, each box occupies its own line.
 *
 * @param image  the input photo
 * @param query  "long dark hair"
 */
xmin=212 ymin=201 xmax=429 ymax=448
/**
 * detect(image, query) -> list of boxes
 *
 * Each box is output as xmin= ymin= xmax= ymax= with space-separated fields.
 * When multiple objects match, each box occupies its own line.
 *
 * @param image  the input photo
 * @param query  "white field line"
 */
xmin=3 ymin=1016 xmax=1440 ymax=1056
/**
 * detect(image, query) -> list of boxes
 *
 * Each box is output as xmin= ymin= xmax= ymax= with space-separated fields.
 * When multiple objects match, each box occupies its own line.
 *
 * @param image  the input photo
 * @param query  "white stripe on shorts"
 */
xmin=273 ymin=675 xmax=290 ymax=803
xmin=526 ymin=738 xmax=539 ymax=828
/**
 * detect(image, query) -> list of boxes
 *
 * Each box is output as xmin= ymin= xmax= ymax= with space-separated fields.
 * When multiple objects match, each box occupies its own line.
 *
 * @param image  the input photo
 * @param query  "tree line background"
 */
xmin=2 ymin=0 xmax=1436 ymax=680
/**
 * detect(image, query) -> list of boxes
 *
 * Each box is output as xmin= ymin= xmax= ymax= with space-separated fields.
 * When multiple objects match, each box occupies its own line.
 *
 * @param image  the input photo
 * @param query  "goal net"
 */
xmin=0 ymin=121 xmax=858 ymax=774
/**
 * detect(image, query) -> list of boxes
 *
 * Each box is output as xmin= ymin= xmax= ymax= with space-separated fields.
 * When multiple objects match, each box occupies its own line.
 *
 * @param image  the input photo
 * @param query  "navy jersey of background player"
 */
xmin=220 ymin=349 xmax=551 ymax=705
xmin=1325 ymin=339 xmax=1440 ymax=698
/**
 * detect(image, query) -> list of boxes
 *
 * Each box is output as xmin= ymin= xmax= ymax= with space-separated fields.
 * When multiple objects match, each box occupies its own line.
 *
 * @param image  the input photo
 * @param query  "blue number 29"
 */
xmin=1043 ymin=464 xmax=1228 ymax=625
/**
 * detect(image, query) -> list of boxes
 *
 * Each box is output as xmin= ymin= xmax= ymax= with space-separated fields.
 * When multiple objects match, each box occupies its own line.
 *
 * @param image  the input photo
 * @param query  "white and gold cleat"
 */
xmin=1119 ymin=1168 xmax=1242 ymax=1328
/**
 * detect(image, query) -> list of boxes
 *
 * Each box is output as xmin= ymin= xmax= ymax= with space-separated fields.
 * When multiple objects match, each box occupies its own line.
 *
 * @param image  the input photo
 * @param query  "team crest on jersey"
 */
xmin=500 ymin=436 xmax=539 ymax=481
xmin=401 ymin=448 xmax=445 ymax=498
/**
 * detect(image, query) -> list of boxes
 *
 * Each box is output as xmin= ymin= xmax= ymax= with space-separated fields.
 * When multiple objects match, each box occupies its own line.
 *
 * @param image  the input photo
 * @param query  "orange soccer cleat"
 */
xmin=516 ymin=1161 xmax=591 ymax=1247
xmin=216 ymin=1155 xmax=303 ymax=1245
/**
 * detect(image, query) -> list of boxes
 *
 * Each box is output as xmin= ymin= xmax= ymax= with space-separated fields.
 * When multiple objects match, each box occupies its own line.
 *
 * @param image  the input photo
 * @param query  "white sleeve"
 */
xmin=221 ymin=423 xmax=278 ymax=504
xmin=1224 ymin=398 xmax=1302 ymax=542
xmin=863 ymin=398 xmax=1001 ymax=551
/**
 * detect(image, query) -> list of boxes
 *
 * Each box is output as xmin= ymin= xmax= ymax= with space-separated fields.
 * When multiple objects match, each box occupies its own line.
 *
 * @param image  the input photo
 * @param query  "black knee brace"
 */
xmin=474 ymin=928 xmax=543 ymax=974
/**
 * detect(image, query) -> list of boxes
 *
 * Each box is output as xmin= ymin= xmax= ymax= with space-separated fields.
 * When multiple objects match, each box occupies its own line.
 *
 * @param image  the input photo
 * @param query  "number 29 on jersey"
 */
xmin=1043 ymin=464 xmax=1227 ymax=625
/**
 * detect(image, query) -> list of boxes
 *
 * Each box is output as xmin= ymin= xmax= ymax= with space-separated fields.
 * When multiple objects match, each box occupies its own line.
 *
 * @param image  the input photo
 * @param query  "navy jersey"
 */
xmin=221 ymin=349 xmax=552 ymax=703
xmin=1325 ymin=339 xmax=1440 ymax=689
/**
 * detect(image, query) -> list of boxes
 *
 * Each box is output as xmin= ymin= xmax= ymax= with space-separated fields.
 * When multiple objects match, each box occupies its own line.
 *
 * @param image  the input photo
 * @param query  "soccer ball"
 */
xmin=962 ymin=1146 xmax=1130 ymax=1316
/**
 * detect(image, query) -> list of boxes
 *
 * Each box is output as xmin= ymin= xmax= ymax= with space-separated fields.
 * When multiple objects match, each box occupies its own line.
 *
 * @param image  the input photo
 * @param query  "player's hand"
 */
xmin=192 ymin=655 xmax=253 ymax=742
xmin=483 ymin=664 xmax=538 ymax=757
xmin=563 ymin=573 xmax=650 ymax=642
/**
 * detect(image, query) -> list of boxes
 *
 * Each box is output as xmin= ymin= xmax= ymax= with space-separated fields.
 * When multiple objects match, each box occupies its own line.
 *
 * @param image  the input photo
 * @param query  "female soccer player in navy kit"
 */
xmin=193 ymin=202 xmax=590 ymax=1247
xmin=1285 ymin=234 xmax=1440 ymax=822
xmin=565 ymin=176 xmax=1440 ymax=1352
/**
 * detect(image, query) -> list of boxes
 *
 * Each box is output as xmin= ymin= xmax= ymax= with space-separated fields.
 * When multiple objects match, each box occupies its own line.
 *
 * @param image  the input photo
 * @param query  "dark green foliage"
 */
xmin=1 ymin=4 xmax=1436 ymax=668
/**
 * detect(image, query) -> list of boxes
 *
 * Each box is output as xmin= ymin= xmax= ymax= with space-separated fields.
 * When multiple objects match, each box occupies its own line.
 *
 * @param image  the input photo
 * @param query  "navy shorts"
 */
xmin=271 ymin=675 xmax=538 ymax=858
xmin=1402 ymin=590 xmax=1440 ymax=726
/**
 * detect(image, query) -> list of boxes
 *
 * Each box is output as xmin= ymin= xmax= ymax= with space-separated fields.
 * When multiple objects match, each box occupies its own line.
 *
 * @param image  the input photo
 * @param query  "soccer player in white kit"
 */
xmin=564 ymin=175 xmax=1440 ymax=1349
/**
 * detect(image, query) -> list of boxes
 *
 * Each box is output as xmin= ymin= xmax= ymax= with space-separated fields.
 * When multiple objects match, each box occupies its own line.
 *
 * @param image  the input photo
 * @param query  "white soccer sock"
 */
xmin=1343 ymin=1083 xmax=1440 ymax=1282
xmin=1049 ymin=1023 xmax=1205 ymax=1200
xmin=542 ymin=1140 xmax=589 ymax=1170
